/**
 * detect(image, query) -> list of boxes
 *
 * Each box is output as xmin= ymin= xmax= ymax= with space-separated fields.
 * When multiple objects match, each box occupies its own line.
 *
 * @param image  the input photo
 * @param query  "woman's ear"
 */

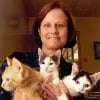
xmin=38 ymin=28 xmax=40 ymax=36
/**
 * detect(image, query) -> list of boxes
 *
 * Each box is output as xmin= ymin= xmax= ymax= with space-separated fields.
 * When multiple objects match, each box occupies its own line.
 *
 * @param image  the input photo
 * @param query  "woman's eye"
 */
xmin=56 ymin=24 xmax=64 ymax=28
xmin=44 ymin=24 xmax=50 ymax=28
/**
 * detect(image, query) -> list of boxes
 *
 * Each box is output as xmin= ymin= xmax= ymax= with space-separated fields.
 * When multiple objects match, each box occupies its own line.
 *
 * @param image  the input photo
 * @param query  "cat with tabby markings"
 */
xmin=1 ymin=57 xmax=43 ymax=100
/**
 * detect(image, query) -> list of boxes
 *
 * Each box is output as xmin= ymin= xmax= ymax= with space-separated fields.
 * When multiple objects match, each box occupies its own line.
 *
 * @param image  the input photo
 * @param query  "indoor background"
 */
xmin=0 ymin=0 xmax=100 ymax=73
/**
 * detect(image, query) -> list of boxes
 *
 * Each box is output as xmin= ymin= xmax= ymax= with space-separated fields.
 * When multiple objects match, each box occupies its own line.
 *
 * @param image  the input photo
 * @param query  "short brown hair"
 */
xmin=33 ymin=0 xmax=76 ymax=48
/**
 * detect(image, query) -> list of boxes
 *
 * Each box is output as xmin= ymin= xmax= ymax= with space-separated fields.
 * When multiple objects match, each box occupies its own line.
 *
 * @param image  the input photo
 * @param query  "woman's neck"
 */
xmin=41 ymin=47 xmax=61 ymax=55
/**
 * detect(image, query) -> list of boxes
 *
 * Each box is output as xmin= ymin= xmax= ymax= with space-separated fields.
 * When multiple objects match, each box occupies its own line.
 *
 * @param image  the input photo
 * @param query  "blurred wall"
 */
xmin=0 ymin=0 xmax=100 ymax=73
xmin=74 ymin=17 xmax=100 ymax=73
xmin=0 ymin=0 xmax=36 ymax=61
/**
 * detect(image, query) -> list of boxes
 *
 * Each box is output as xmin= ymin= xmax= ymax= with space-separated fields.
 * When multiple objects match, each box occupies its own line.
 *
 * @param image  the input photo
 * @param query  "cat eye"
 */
xmin=6 ymin=78 xmax=9 ymax=81
xmin=85 ymin=84 xmax=89 ymax=87
xmin=49 ymin=63 xmax=53 ymax=65
xmin=42 ymin=61 xmax=45 ymax=64
xmin=76 ymin=81 xmax=80 ymax=84
xmin=18 ymin=66 xmax=21 ymax=70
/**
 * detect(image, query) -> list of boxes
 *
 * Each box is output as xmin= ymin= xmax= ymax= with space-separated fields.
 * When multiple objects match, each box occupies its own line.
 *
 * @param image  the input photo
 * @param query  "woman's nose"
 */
xmin=50 ymin=25 xmax=58 ymax=34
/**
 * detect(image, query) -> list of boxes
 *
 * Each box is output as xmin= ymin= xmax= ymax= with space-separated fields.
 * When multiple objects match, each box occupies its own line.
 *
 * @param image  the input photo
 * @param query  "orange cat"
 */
xmin=1 ymin=57 xmax=43 ymax=100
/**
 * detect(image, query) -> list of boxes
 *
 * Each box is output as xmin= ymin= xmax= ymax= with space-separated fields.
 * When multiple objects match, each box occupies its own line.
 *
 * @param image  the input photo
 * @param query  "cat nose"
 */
xmin=45 ymin=67 xmax=48 ymax=71
xmin=79 ymin=87 xmax=84 ymax=91
xmin=1 ymin=83 xmax=4 ymax=88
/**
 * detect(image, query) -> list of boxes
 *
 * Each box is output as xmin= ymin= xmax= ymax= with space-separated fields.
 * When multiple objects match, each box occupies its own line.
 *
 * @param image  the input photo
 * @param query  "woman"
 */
xmin=33 ymin=1 xmax=77 ymax=99
xmin=0 ymin=0 xmax=79 ymax=100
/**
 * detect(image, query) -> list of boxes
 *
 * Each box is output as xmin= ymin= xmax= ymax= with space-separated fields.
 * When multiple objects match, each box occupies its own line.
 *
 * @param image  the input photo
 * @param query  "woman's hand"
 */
xmin=39 ymin=75 xmax=57 ymax=100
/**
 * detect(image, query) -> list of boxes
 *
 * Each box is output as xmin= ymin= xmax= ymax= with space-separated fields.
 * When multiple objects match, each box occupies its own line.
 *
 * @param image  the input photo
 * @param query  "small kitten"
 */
xmin=63 ymin=63 xmax=100 ymax=97
xmin=38 ymin=48 xmax=69 ymax=100
xmin=1 ymin=57 xmax=43 ymax=100
xmin=38 ymin=48 xmax=61 ymax=86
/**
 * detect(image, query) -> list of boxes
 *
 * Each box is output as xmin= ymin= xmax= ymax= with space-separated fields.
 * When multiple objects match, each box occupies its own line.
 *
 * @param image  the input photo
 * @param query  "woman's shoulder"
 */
xmin=0 ymin=50 xmax=39 ymax=72
xmin=8 ymin=51 xmax=38 ymax=62
xmin=8 ymin=50 xmax=39 ymax=69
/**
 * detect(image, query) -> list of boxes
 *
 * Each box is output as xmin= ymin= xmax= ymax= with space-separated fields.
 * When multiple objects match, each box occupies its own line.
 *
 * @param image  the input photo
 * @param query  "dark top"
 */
xmin=0 ymin=50 xmax=74 ymax=100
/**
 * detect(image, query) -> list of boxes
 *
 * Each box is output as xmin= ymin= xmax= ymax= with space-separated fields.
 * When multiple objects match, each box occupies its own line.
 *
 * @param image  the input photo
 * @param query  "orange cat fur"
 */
xmin=1 ymin=57 xmax=43 ymax=100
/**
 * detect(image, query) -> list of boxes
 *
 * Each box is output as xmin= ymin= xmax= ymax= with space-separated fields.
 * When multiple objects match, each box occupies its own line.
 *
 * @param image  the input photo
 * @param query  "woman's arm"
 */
xmin=39 ymin=75 xmax=57 ymax=100
xmin=59 ymin=81 xmax=73 ymax=100
xmin=39 ymin=76 xmax=72 ymax=100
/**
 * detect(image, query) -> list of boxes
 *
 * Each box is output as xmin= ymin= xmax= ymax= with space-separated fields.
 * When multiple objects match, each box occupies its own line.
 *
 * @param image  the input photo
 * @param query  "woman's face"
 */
xmin=38 ymin=8 xmax=68 ymax=50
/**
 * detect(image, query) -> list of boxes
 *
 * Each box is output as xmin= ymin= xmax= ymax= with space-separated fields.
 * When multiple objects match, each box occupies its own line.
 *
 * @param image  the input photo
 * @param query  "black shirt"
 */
xmin=0 ymin=50 xmax=72 ymax=100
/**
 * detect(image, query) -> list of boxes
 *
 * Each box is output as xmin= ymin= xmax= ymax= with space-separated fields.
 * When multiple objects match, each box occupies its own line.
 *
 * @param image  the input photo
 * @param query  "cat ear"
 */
xmin=38 ymin=48 xmax=46 ymax=63
xmin=90 ymin=72 xmax=100 ymax=86
xmin=6 ymin=57 xmax=12 ymax=66
xmin=53 ymin=50 xmax=61 ymax=63
xmin=38 ymin=48 xmax=44 ymax=56
xmin=71 ymin=63 xmax=79 ymax=76
xmin=54 ymin=49 xmax=61 ymax=58
xmin=12 ymin=57 xmax=23 ymax=72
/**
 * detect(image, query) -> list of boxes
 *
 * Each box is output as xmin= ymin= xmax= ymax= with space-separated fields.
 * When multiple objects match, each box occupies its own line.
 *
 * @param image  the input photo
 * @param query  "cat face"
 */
xmin=63 ymin=63 xmax=100 ymax=96
xmin=1 ymin=67 xmax=22 ymax=91
xmin=38 ymin=48 xmax=61 ymax=73
xmin=1 ymin=57 xmax=28 ymax=91
xmin=73 ymin=75 xmax=92 ymax=94
xmin=72 ymin=63 xmax=100 ymax=95
xmin=1 ymin=66 xmax=17 ymax=91
xmin=39 ymin=56 xmax=59 ymax=72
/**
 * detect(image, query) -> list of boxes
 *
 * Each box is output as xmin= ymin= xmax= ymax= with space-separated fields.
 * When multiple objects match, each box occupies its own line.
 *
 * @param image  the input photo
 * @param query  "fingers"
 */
xmin=43 ymin=84 xmax=55 ymax=95
xmin=40 ymin=84 xmax=57 ymax=100
xmin=39 ymin=75 xmax=57 ymax=100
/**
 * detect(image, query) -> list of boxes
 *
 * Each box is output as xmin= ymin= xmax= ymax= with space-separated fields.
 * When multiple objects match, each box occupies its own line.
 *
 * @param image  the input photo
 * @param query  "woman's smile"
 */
xmin=47 ymin=36 xmax=59 ymax=39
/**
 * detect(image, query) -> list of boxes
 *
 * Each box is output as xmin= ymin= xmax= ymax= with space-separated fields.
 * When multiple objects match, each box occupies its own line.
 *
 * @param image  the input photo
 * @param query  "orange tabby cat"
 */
xmin=1 ymin=57 xmax=43 ymax=100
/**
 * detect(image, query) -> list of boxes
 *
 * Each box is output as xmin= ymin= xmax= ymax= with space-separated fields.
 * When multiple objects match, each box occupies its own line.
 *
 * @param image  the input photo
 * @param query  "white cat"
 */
xmin=38 ymin=48 xmax=61 ymax=86
xmin=63 ymin=63 xmax=100 ymax=97
xmin=38 ymin=48 xmax=69 ymax=100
